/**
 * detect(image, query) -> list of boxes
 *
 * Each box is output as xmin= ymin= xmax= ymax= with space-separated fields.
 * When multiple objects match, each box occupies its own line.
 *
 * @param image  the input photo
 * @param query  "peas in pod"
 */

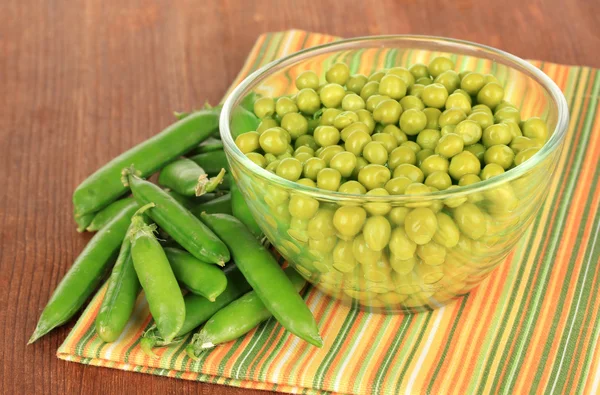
xmin=237 ymin=57 xmax=550 ymax=311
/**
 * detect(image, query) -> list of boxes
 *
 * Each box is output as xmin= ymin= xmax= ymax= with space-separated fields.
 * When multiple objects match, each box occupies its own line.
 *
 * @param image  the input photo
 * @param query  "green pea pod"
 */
xmin=239 ymin=92 xmax=259 ymax=112
xmin=29 ymin=202 xmax=140 ymax=344
xmin=158 ymin=158 xmax=226 ymax=197
xmin=129 ymin=204 xmax=185 ymax=343
xmin=200 ymin=213 xmax=322 ymax=347
xmin=87 ymin=198 xmax=139 ymax=232
xmin=73 ymin=109 xmax=220 ymax=217
xmin=95 ymin=221 xmax=142 ymax=342
xmin=75 ymin=211 xmax=95 ymax=233
xmin=218 ymin=173 xmax=232 ymax=191
xmin=231 ymin=182 xmax=262 ymax=237
xmin=192 ymin=138 xmax=224 ymax=155
xmin=189 ymin=150 xmax=230 ymax=175
xmin=189 ymin=193 xmax=232 ymax=216
xmin=140 ymin=264 xmax=251 ymax=357
xmin=164 ymin=247 xmax=227 ymax=301
xmin=187 ymin=267 xmax=305 ymax=356
xmin=125 ymin=170 xmax=230 ymax=266
xmin=230 ymin=106 xmax=260 ymax=139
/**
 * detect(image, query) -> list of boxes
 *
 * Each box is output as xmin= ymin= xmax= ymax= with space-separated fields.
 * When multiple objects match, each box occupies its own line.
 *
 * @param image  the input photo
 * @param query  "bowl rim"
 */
xmin=220 ymin=34 xmax=569 ymax=202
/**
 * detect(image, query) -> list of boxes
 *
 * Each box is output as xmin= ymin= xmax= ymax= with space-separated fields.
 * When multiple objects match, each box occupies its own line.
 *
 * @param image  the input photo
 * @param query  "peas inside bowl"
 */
xmin=220 ymin=35 xmax=568 ymax=313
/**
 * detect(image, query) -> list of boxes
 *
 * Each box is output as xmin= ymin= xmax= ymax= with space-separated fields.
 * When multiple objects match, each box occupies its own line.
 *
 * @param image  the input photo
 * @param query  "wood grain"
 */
xmin=0 ymin=0 xmax=598 ymax=394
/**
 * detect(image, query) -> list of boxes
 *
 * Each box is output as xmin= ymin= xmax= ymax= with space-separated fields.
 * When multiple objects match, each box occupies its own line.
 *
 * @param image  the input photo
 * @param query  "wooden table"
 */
xmin=2 ymin=0 xmax=598 ymax=394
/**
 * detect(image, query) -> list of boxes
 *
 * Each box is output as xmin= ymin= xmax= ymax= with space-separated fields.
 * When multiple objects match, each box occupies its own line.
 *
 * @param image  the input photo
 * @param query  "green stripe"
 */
xmin=396 ymin=313 xmax=434 ymax=384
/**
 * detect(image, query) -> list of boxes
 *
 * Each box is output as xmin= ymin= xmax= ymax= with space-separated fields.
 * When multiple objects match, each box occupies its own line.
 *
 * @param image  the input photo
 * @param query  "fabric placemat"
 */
xmin=58 ymin=30 xmax=600 ymax=394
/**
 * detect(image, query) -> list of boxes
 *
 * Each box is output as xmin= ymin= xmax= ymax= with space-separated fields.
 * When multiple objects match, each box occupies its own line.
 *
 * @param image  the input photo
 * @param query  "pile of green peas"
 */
xmin=236 ymin=57 xmax=549 ymax=311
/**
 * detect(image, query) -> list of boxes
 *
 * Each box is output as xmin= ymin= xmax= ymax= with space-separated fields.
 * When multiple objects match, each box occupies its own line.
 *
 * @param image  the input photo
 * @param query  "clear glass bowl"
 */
xmin=220 ymin=36 xmax=569 ymax=313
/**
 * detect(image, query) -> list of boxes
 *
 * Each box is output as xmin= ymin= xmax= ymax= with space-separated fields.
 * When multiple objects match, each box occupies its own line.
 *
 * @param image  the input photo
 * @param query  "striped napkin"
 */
xmin=58 ymin=30 xmax=600 ymax=394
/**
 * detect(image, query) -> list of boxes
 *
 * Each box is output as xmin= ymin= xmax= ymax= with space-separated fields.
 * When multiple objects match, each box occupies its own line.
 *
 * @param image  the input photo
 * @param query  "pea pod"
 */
xmin=140 ymin=264 xmax=251 ymax=357
xmin=95 ymin=221 xmax=142 ymax=342
xmin=164 ymin=247 xmax=227 ymax=301
xmin=128 ymin=204 xmax=185 ymax=343
xmin=73 ymin=109 xmax=220 ymax=217
xmin=240 ymin=92 xmax=259 ymax=112
xmin=29 ymin=202 xmax=140 ymax=344
xmin=187 ymin=267 xmax=305 ymax=356
xmin=158 ymin=158 xmax=226 ymax=197
xmin=231 ymin=182 xmax=262 ymax=237
xmin=230 ymin=106 xmax=260 ymax=139
xmin=189 ymin=193 xmax=232 ymax=216
xmin=75 ymin=211 xmax=95 ymax=233
xmin=87 ymin=198 xmax=139 ymax=232
xmin=200 ymin=213 xmax=322 ymax=347
xmin=189 ymin=150 xmax=230 ymax=175
xmin=192 ymin=138 xmax=224 ymax=155
xmin=124 ymin=169 xmax=230 ymax=265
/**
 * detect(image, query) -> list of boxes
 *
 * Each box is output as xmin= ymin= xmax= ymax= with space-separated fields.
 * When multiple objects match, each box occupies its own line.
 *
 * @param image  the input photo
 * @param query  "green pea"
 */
xmin=409 ymin=84 xmax=425 ymax=98
xmin=425 ymin=171 xmax=452 ymax=190
xmin=416 ymin=77 xmax=433 ymax=86
xmin=387 ymin=67 xmax=415 ymax=86
xmin=338 ymin=180 xmax=367 ymax=194
xmin=454 ymin=120 xmax=483 ymax=146
xmin=417 ymin=241 xmax=446 ymax=265
xmin=364 ymin=188 xmax=392 ymax=216
xmin=494 ymin=106 xmax=521 ymax=124
xmin=416 ymin=128 xmax=441 ymax=150
xmin=435 ymin=133 xmax=464 ymax=158
xmin=405 ymin=182 xmax=431 ymax=199
xmin=372 ymin=133 xmax=398 ymax=153
xmin=482 ymin=123 xmax=512 ymax=147
xmin=363 ymin=141 xmax=389 ymax=165
xmin=502 ymin=120 xmax=523 ymax=140
xmin=428 ymin=57 xmax=454 ymax=78
xmin=420 ymin=154 xmax=449 ymax=178
xmin=399 ymin=95 xmax=425 ymax=111
xmin=522 ymin=117 xmax=549 ymax=141
xmin=458 ymin=173 xmax=481 ymax=186
xmin=471 ymin=104 xmax=493 ymax=115
xmin=385 ymin=176 xmax=412 ymax=195
xmin=332 ymin=240 xmax=358 ymax=272
xmin=467 ymin=111 xmax=494 ymax=130
xmin=399 ymin=109 xmax=427 ymax=136
xmin=445 ymin=92 xmax=472 ymax=114
xmin=320 ymin=83 xmax=346 ymax=108
xmin=405 ymin=207 xmax=437 ymax=245
xmin=297 ymin=178 xmax=316 ymax=188
xmin=382 ymin=124 xmax=408 ymax=144
xmin=280 ymin=112 xmax=308 ymax=139
xmin=449 ymin=151 xmax=481 ymax=180
xmin=259 ymin=128 xmax=289 ymax=155
xmin=309 ymin=234 xmax=337 ymax=254
xmin=316 ymin=168 xmax=342 ymax=191
xmin=333 ymin=110 xmax=359 ymax=130
xmin=303 ymin=157 xmax=326 ymax=180
xmin=341 ymin=93 xmax=366 ymax=111
xmin=358 ymin=164 xmax=391 ymax=190
xmin=433 ymin=212 xmax=460 ymax=248
xmin=369 ymin=70 xmax=387 ymax=82
xmin=314 ymin=125 xmax=340 ymax=147
xmin=373 ymin=99 xmax=403 ymax=125
xmin=320 ymin=108 xmax=342 ymax=126
xmin=439 ymin=108 xmax=467 ymax=128
xmin=340 ymin=122 xmax=371 ymax=142
xmin=287 ymin=194 xmax=319 ymax=220
xmin=423 ymin=107 xmax=442 ymax=129
xmin=484 ymin=74 xmax=500 ymax=84
xmin=476 ymin=82 xmax=504 ymax=110
xmin=434 ymin=70 xmax=460 ymax=94
xmin=295 ymin=145 xmax=314 ymax=156
xmin=352 ymin=234 xmax=382 ymax=265
xmin=356 ymin=109 xmax=376 ymax=133
xmin=416 ymin=148 xmax=434 ymax=167
xmin=510 ymin=135 xmax=543 ymax=154
xmin=344 ymin=128 xmax=373 ymax=156
xmin=360 ymin=81 xmax=380 ymax=100
xmin=318 ymin=145 xmax=345 ymax=166
xmin=294 ymin=134 xmax=318 ymax=151
xmin=453 ymin=202 xmax=486 ymax=240
xmin=296 ymin=88 xmax=321 ymax=115
xmin=307 ymin=207 xmax=336 ymax=240
xmin=388 ymin=206 xmax=411 ymax=226
xmin=235 ymin=131 xmax=260 ymax=154
xmin=514 ymin=147 xmax=539 ymax=165
xmin=393 ymin=163 xmax=424 ymax=183
xmin=352 ymin=157 xmax=369 ymax=179
xmin=460 ymin=72 xmax=486 ymax=95
xmin=346 ymin=74 xmax=369 ymax=94
xmin=388 ymin=146 xmax=416 ymax=169
xmin=389 ymin=227 xmax=417 ymax=259
xmin=421 ymin=83 xmax=449 ymax=109
xmin=479 ymin=163 xmax=505 ymax=180
xmin=464 ymin=143 xmax=486 ymax=162
xmin=253 ymin=97 xmax=275 ymax=119
xmin=276 ymin=158 xmax=303 ymax=181
xmin=257 ymin=118 xmax=279 ymax=134
xmin=378 ymin=74 xmax=407 ymax=100
xmin=296 ymin=70 xmax=320 ymax=90
xmin=246 ymin=152 xmax=267 ymax=168
xmin=326 ymin=62 xmax=350 ymax=85
xmin=363 ymin=216 xmax=392 ymax=251
xmin=409 ymin=63 xmax=429 ymax=79
xmin=330 ymin=151 xmax=357 ymax=178
xmin=264 ymin=153 xmax=278 ymax=165
xmin=275 ymin=97 xmax=298 ymax=117
xmin=484 ymin=144 xmax=514 ymax=169
xmin=400 ymin=141 xmax=421 ymax=155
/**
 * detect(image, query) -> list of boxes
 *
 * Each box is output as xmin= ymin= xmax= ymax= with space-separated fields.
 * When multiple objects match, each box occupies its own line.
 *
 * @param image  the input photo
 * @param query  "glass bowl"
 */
xmin=219 ymin=35 xmax=569 ymax=313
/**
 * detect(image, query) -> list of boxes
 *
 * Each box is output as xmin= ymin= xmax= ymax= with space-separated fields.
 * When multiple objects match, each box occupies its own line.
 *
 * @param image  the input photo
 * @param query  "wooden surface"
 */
xmin=1 ymin=0 xmax=598 ymax=394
